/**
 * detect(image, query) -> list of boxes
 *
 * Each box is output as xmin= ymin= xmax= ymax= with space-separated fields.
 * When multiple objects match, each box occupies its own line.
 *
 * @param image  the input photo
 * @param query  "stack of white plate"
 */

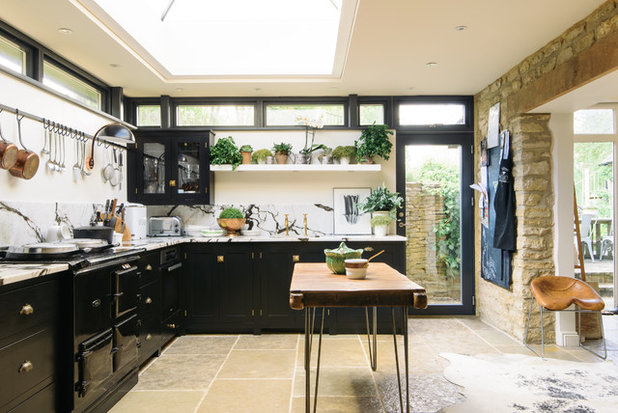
xmin=201 ymin=228 xmax=225 ymax=238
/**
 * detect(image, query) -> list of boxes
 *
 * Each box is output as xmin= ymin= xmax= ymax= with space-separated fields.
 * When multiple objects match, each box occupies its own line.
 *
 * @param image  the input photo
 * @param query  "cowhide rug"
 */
xmin=441 ymin=352 xmax=618 ymax=413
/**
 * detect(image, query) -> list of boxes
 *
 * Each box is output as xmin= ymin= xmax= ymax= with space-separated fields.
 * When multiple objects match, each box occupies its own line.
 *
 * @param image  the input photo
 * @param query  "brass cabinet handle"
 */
xmin=145 ymin=264 xmax=153 ymax=271
xmin=146 ymin=333 xmax=152 ymax=341
xmin=364 ymin=247 xmax=374 ymax=252
xmin=167 ymin=323 xmax=176 ymax=329
xmin=169 ymin=179 xmax=177 ymax=187
xmin=145 ymin=297 xmax=152 ymax=304
xmin=19 ymin=304 xmax=34 ymax=316
xmin=217 ymin=255 xmax=224 ymax=263
xmin=18 ymin=361 xmax=33 ymax=373
xmin=292 ymin=255 xmax=300 ymax=263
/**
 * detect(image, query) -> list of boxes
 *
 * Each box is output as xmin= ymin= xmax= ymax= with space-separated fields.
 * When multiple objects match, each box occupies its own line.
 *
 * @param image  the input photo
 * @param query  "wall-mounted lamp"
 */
xmin=86 ymin=123 xmax=134 ymax=170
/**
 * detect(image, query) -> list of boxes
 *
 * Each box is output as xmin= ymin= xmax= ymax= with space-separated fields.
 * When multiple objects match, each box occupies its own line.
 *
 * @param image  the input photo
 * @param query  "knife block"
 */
xmin=113 ymin=215 xmax=132 ymax=242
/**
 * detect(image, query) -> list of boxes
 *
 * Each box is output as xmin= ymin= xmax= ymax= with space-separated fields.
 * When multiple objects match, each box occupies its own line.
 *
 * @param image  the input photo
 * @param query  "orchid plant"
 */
xmin=296 ymin=114 xmax=326 ymax=155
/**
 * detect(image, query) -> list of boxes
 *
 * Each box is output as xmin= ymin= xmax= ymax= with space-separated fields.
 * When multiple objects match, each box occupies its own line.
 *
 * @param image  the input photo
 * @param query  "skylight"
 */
xmin=86 ymin=0 xmax=351 ymax=77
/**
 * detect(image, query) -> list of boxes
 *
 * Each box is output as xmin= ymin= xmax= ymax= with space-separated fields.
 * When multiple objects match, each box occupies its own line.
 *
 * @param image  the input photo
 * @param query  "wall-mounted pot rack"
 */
xmin=0 ymin=102 xmax=134 ymax=151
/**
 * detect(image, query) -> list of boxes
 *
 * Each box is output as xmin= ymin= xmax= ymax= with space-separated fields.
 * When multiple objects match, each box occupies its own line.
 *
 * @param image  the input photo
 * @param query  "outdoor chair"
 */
xmin=524 ymin=275 xmax=607 ymax=359
xmin=579 ymin=214 xmax=596 ymax=262
xmin=599 ymin=233 xmax=613 ymax=260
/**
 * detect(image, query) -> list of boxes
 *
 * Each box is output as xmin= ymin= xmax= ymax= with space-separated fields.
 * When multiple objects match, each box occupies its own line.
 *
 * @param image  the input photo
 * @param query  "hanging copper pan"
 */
xmin=9 ymin=111 xmax=39 ymax=180
xmin=0 ymin=111 xmax=18 ymax=170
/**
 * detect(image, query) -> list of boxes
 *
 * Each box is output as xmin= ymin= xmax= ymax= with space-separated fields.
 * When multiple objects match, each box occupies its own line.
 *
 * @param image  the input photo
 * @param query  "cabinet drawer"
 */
xmin=138 ymin=281 xmax=161 ymax=320
xmin=138 ymin=253 xmax=160 ymax=287
xmin=7 ymin=383 xmax=55 ymax=413
xmin=0 ymin=328 xmax=54 ymax=406
xmin=0 ymin=280 xmax=58 ymax=342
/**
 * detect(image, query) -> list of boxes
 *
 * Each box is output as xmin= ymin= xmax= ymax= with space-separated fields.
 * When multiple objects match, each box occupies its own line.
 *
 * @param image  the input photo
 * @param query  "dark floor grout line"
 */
xmin=454 ymin=319 xmax=512 ymax=353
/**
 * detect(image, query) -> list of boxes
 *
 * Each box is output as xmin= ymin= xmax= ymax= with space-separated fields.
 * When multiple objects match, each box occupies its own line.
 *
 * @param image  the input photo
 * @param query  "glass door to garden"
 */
xmin=396 ymin=134 xmax=475 ymax=315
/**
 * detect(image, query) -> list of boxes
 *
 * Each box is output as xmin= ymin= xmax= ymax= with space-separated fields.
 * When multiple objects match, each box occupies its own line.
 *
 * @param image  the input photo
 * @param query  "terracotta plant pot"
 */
xmin=275 ymin=152 xmax=288 ymax=164
xmin=241 ymin=151 xmax=252 ymax=164
xmin=217 ymin=218 xmax=246 ymax=237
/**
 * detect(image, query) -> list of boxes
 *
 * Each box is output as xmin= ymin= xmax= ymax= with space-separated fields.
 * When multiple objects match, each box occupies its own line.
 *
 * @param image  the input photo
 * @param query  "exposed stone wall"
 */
xmin=474 ymin=1 xmax=618 ymax=342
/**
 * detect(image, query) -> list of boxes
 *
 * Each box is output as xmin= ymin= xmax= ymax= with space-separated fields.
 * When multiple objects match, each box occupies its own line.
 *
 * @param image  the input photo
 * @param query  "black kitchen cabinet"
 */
xmin=128 ymin=128 xmax=214 ymax=205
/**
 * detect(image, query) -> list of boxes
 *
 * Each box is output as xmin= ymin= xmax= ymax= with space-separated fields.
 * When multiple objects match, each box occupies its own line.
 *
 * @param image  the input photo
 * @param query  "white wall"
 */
xmin=212 ymin=130 xmax=396 ymax=206
xmin=0 ymin=71 xmax=127 ymax=203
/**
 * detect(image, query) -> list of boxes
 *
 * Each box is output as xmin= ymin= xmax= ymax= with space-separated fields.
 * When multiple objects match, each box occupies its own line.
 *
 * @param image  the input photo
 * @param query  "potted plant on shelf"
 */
xmin=239 ymin=145 xmax=253 ymax=165
xmin=371 ymin=214 xmax=392 ymax=237
xmin=332 ymin=145 xmax=356 ymax=165
xmin=319 ymin=146 xmax=333 ymax=164
xmin=355 ymin=123 xmax=393 ymax=164
xmin=272 ymin=142 xmax=293 ymax=164
xmin=252 ymin=149 xmax=273 ymax=165
xmin=217 ymin=207 xmax=246 ymax=237
xmin=297 ymin=115 xmax=325 ymax=164
xmin=358 ymin=184 xmax=403 ymax=219
xmin=210 ymin=136 xmax=243 ymax=170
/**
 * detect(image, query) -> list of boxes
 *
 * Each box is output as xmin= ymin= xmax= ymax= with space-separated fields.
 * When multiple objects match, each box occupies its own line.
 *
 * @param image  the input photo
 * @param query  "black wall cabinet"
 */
xmin=128 ymin=128 xmax=214 ymax=205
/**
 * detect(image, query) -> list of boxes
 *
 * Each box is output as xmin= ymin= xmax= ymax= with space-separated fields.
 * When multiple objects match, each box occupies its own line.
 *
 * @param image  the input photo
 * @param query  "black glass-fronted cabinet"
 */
xmin=128 ymin=129 xmax=214 ymax=205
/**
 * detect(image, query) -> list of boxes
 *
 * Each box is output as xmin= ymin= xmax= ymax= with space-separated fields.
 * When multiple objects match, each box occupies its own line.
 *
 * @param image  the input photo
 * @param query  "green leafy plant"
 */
xmin=355 ymin=123 xmax=393 ymax=162
xmin=299 ymin=144 xmax=325 ymax=155
xmin=252 ymin=149 xmax=272 ymax=163
xmin=219 ymin=207 xmax=244 ymax=219
xmin=321 ymin=146 xmax=333 ymax=155
xmin=371 ymin=215 xmax=392 ymax=227
xmin=239 ymin=144 xmax=253 ymax=153
xmin=358 ymin=184 xmax=403 ymax=217
xmin=332 ymin=145 xmax=356 ymax=160
xmin=210 ymin=136 xmax=243 ymax=170
xmin=272 ymin=142 xmax=293 ymax=154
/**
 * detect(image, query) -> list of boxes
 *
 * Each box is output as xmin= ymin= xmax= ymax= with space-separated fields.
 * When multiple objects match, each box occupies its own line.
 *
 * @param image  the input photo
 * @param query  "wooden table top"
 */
xmin=289 ymin=262 xmax=427 ymax=310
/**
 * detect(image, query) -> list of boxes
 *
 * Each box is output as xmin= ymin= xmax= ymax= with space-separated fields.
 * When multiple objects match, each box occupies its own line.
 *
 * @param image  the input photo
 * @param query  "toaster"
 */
xmin=148 ymin=216 xmax=183 ymax=237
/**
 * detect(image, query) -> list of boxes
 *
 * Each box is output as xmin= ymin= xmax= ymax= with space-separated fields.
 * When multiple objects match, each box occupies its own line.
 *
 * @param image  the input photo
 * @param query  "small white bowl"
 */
xmin=345 ymin=258 xmax=368 ymax=279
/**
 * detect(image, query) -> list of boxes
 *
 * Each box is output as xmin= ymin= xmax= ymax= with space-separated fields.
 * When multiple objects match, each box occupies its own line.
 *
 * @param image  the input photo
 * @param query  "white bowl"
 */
xmin=345 ymin=258 xmax=368 ymax=279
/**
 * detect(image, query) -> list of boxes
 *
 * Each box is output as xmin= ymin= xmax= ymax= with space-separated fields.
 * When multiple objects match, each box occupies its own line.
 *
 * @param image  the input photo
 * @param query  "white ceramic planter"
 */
xmin=373 ymin=224 xmax=388 ymax=237
xmin=339 ymin=157 xmax=351 ymax=165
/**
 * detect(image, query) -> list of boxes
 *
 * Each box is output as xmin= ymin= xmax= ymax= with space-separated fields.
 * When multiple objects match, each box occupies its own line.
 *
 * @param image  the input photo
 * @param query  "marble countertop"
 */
xmin=0 ymin=234 xmax=406 ymax=287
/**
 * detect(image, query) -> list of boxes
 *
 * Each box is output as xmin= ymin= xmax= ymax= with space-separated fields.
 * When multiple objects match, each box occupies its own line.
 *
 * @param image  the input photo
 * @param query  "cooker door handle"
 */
xmin=166 ymin=262 xmax=182 ymax=272
xmin=114 ymin=265 xmax=138 ymax=277
xmin=113 ymin=292 xmax=124 ymax=298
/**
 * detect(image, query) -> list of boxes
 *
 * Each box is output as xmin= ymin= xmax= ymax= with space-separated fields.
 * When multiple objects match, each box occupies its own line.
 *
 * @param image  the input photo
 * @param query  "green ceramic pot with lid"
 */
xmin=324 ymin=242 xmax=364 ymax=274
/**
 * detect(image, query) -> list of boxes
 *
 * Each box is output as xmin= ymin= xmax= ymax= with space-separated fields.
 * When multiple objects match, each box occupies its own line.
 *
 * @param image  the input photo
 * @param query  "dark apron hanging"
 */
xmin=493 ymin=131 xmax=516 ymax=251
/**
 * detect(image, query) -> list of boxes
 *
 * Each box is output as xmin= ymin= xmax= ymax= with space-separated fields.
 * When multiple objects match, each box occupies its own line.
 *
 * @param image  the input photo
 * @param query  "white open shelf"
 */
xmin=210 ymin=164 xmax=382 ymax=172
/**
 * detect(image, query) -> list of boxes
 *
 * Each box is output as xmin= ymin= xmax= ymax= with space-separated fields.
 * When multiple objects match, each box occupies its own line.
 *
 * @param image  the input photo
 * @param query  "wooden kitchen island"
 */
xmin=289 ymin=262 xmax=427 ymax=413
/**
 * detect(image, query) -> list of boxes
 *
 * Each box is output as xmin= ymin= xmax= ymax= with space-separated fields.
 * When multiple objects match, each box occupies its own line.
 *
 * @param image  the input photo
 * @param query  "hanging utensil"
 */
xmin=40 ymin=119 xmax=49 ymax=155
xmin=73 ymin=132 xmax=81 ymax=176
xmin=102 ymin=146 xmax=113 ymax=182
xmin=47 ymin=122 xmax=55 ymax=172
xmin=110 ymin=148 xmax=120 ymax=187
xmin=9 ymin=110 xmax=40 ymax=180
xmin=81 ymin=139 xmax=91 ymax=176
xmin=59 ymin=127 xmax=66 ymax=172
xmin=0 ymin=113 xmax=18 ymax=170
xmin=118 ymin=150 xmax=123 ymax=190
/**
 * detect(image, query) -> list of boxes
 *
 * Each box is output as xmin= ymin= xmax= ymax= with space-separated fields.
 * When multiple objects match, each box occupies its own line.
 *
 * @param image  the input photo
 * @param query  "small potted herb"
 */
xmin=272 ymin=142 xmax=293 ymax=164
xmin=252 ymin=149 xmax=273 ymax=165
xmin=319 ymin=146 xmax=333 ymax=164
xmin=210 ymin=136 xmax=243 ymax=170
xmin=239 ymin=145 xmax=253 ymax=165
xmin=355 ymin=123 xmax=393 ymax=164
xmin=217 ymin=207 xmax=246 ymax=237
xmin=358 ymin=184 xmax=403 ymax=219
xmin=371 ymin=214 xmax=392 ymax=237
xmin=332 ymin=145 xmax=356 ymax=165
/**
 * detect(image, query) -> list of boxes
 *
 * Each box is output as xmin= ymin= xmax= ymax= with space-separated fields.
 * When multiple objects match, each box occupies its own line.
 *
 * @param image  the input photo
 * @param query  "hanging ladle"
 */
xmin=9 ymin=110 xmax=39 ymax=180
xmin=0 ymin=110 xmax=18 ymax=170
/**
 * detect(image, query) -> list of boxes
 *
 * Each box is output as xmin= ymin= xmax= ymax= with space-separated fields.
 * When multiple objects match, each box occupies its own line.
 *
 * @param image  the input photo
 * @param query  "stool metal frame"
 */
xmin=524 ymin=297 xmax=607 ymax=359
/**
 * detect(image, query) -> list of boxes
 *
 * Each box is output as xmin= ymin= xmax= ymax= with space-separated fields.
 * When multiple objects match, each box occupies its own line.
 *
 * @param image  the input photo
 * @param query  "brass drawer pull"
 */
xmin=167 ymin=323 xmax=176 ymax=329
xmin=145 ymin=264 xmax=153 ymax=271
xmin=292 ymin=255 xmax=300 ymax=263
xmin=145 ymin=297 xmax=153 ymax=304
xmin=19 ymin=304 xmax=34 ymax=316
xmin=146 ymin=334 xmax=152 ymax=341
xmin=364 ymin=247 xmax=374 ymax=252
xmin=217 ymin=255 xmax=224 ymax=263
xmin=18 ymin=361 xmax=33 ymax=373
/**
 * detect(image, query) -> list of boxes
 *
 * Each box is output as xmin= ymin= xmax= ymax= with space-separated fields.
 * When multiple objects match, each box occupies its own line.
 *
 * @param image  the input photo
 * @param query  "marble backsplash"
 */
xmin=0 ymin=201 xmax=337 ymax=246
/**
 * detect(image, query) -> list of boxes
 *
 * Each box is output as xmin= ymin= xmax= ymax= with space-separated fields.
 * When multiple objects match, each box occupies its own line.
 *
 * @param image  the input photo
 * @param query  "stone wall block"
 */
xmin=556 ymin=46 xmax=574 ymax=65
xmin=563 ymin=21 xmax=585 ymax=42
xmin=516 ymin=235 xmax=548 ymax=251
xmin=513 ymin=177 xmax=548 ymax=192
xmin=596 ymin=14 xmax=618 ymax=39
xmin=541 ymin=56 xmax=557 ymax=74
xmin=573 ymin=32 xmax=595 ymax=54
xmin=515 ymin=207 xmax=551 ymax=219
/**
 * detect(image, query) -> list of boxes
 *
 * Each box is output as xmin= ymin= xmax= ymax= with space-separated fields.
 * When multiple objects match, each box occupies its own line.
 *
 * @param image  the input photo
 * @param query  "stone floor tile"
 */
xmin=293 ymin=367 xmax=377 ymax=397
xmin=108 ymin=390 xmax=204 ymax=413
xmin=197 ymin=379 xmax=292 ymax=413
xmin=297 ymin=337 xmax=368 ymax=367
xmin=472 ymin=329 xmax=522 ymax=346
xmin=235 ymin=333 xmax=298 ymax=350
xmin=218 ymin=349 xmax=296 ymax=379
xmin=290 ymin=396 xmax=384 ymax=413
xmin=163 ymin=335 xmax=238 ymax=355
xmin=454 ymin=317 xmax=495 ymax=331
xmin=135 ymin=354 xmax=226 ymax=390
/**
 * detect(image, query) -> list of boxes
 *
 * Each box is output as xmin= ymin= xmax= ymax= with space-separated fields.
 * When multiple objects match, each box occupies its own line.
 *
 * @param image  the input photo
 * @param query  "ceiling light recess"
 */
xmin=426 ymin=62 xmax=438 ymax=67
xmin=57 ymin=28 xmax=73 ymax=34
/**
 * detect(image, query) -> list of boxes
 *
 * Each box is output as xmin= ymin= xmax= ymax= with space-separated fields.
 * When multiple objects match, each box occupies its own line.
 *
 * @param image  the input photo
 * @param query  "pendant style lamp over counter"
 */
xmin=86 ymin=123 xmax=135 ymax=170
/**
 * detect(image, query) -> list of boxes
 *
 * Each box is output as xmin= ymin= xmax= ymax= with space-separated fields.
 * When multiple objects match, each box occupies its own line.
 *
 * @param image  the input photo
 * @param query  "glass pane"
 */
xmin=137 ymin=105 xmax=161 ymax=127
xmin=359 ymin=104 xmax=384 ymax=125
xmin=0 ymin=36 xmax=26 ymax=74
xmin=574 ymin=109 xmax=615 ymax=134
xmin=399 ymin=103 xmax=466 ymax=125
xmin=43 ymin=61 xmax=101 ymax=110
xmin=178 ymin=142 xmax=200 ymax=194
xmin=177 ymin=105 xmax=254 ymax=126
xmin=266 ymin=104 xmax=344 ymax=126
xmin=405 ymin=145 xmax=462 ymax=305
xmin=143 ymin=143 xmax=166 ymax=194
xmin=574 ymin=142 xmax=615 ymax=309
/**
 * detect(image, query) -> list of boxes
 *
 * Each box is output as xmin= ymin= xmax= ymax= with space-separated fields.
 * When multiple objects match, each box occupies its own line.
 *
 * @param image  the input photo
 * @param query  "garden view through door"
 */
xmin=404 ymin=144 xmax=463 ymax=306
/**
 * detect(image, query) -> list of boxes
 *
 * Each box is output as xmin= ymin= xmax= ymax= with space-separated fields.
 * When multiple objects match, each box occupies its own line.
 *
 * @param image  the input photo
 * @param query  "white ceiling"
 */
xmin=0 ymin=0 xmax=608 ymax=98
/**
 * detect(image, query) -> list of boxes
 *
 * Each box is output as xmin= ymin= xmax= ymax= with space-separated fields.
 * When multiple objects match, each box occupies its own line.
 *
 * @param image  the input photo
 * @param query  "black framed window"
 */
xmin=0 ymin=33 xmax=27 ymax=75
xmin=265 ymin=103 xmax=346 ymax=126
xmin=176 ymin=104 xmax=256 ymax=127
xmin=359 ymin=103 xmax=385 ymax=125
xmin=394 ymin=96 xmax=473 ymax=132
xmin=42 ymin=59 xmax=103 ymax=110
xmin=136 ymin=104 xmax=162 ymax=127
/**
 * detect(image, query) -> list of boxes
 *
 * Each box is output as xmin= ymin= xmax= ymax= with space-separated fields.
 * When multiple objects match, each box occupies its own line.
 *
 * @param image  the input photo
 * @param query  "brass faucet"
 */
xmin=284 ymin=214 xmax=289 ymax=236
xmin=303 ymin=213 xmax=308 ymax=237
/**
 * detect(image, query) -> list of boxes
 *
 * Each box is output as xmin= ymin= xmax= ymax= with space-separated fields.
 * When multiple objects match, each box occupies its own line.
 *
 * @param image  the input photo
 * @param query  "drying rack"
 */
xmin=0 ymin=102 xmax=134 ymax=151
